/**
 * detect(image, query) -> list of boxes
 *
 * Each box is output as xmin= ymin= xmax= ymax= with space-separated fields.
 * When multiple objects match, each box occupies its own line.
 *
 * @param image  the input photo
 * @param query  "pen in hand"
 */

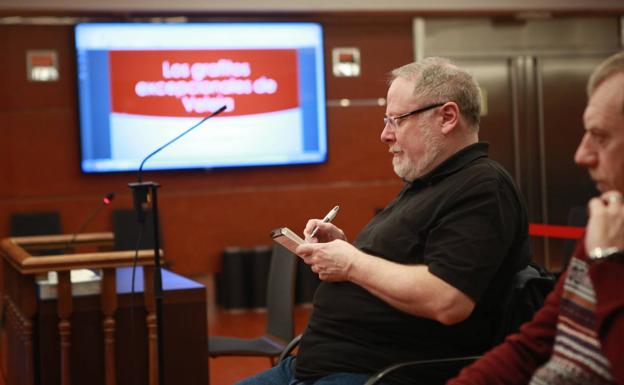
xmin=309 ymin=205 xmax=340 ymax=239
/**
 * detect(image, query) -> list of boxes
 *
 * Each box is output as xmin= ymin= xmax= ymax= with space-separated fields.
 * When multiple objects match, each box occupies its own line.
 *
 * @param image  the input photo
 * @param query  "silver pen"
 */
xmin=309 ymin=205 xmax=340 ymax=239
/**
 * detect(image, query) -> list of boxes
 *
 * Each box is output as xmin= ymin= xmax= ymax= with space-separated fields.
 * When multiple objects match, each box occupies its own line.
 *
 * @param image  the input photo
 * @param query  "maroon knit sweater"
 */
xmin=447 ymin=248 xmax=624 ymax=385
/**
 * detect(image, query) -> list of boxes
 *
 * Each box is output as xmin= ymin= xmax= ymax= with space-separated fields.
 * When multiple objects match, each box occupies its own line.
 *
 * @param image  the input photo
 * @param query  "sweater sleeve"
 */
xmin=590 ymin=259 xmax=624 ymax=385
xmin=446 ymin=273 xmax=563 ymax=385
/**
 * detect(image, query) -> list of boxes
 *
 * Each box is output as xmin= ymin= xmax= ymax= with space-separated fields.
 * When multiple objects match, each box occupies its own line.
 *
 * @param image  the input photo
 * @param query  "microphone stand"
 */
xmin=128 ymin=180 xmax=164 ymax=385
xmin=128 ymin=105 xmax=226 ymax=385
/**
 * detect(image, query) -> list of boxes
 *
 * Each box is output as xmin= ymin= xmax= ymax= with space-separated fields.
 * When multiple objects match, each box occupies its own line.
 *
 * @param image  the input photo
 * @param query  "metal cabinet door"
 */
xmin=537 ymin=55 xmax=609 ymax=267
xmin=452 ymin=58 xmax=519 ymax=178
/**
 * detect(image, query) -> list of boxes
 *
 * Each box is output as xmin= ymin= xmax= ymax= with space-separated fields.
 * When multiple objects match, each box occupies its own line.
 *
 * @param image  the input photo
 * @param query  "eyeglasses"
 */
xmin=383 ymin=102 xmax=445 ymax=130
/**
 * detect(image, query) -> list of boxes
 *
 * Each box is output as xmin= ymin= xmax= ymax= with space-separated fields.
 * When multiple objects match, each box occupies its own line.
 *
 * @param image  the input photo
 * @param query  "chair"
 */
xmin=364 ymin=356 xmax=481 ymax=385
xmin=208 ymin=243 xmax=298 ymax=364
xmin=279 ymin=263 xmax=556 ymax=384
xmin=493 ymin=262 xmax=556 ymax=342
xmin=10 ymin=211 xmax=62 ymax=255
xmin=112 ymin=209 xmax=156 ymax=251
xmin=10 ymin=211 xmax=61 ymax=236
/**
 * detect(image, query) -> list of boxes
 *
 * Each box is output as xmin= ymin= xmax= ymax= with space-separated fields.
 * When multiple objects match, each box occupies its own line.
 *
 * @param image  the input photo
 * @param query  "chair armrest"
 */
xmin=363 ymin=355 xmax=481 ymax=385
xmin=278 ymin=334 xmax=303 ymax=363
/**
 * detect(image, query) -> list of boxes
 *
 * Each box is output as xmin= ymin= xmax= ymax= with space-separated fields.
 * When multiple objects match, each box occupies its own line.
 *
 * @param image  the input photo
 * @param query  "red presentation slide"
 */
xmin=109 ymin=49 xmax=300 ymax=118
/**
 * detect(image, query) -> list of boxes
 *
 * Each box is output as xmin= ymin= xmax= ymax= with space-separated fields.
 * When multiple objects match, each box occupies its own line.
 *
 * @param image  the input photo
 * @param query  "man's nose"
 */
xmin=380 ymin=123 xmax=394 ymax=144
xmin=574 ymin=135 xmax=597 ymax=167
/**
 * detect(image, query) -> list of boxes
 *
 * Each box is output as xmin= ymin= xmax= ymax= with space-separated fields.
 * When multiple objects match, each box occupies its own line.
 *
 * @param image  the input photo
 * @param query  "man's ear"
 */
xmin=440 ymin=102 xmax=460 ymax=135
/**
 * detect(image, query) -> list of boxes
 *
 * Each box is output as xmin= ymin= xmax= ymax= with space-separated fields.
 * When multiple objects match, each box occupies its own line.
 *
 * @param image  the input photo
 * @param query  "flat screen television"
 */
xmin=74 ymin=22 xmax=327 ymax=173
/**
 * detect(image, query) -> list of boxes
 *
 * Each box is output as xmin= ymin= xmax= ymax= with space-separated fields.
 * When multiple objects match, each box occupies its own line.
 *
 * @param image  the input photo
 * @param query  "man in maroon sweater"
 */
xmin=447 ymin=52 xmax=624 ymax=385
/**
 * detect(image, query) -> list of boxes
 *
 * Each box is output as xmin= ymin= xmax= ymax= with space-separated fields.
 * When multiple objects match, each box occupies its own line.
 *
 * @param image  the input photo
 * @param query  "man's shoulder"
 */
xmin=441 ymin=158 xmax=523 ymax=209
xmin=457 ymin=156 xmax=515 ymax=186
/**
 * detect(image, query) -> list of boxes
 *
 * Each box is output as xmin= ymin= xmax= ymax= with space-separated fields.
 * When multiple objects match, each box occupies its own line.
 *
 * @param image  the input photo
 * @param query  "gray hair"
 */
xmin=389 ymin=57 xmax=481 ymax=130
xmin=587 ymin=51 xmax=624 ymax=113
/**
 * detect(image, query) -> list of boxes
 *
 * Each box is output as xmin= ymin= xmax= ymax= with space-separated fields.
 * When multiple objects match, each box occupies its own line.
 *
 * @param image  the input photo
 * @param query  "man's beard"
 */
xmin=392 ymin=128 xmax=443 ymax=182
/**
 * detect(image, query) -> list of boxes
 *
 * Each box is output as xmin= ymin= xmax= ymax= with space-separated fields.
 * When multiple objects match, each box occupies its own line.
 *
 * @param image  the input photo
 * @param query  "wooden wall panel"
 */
xmin=0 ymin=17 xmax=413 ymax=275
xmin=0 ymin=26 xmax=76 ymax=110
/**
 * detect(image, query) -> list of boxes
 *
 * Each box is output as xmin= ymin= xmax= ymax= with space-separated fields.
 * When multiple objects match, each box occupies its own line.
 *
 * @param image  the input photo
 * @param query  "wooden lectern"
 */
xmin=0 ymin=233 xmax=208 ymax=385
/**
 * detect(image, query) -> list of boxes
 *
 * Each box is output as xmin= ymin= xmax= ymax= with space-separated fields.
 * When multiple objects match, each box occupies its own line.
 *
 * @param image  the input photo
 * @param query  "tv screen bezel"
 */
xmin=74 ymin=21 xmax=328 ymax=175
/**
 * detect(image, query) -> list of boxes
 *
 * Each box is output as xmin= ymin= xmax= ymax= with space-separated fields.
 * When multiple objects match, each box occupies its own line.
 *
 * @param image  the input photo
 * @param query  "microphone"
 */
xmin=64 ymin=193 xmax=115 ymax=251
xmin=127 ymin=106 xmax=226 ymax=385
xmin=136 ymin=105 xmax=227 ymax=183
xmin=131 ymin=105 xmax=227 ymax=223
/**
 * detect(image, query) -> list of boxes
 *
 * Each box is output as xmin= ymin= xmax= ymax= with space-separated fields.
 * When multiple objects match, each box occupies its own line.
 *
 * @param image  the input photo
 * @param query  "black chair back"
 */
xmin=266 ymin=244 xmax=298 ymax=343
xmin=493 ymin=263 xmax=556 ymax=343
xmin=10 ymin=211 xmax=62 ymax=255
xmin=112 ymin=209 xmax=156 ymax=251
xmin=10 ymin=211 xmax=61 ymax=236
xmin=208 ymin=243 xmax=298 ymax=361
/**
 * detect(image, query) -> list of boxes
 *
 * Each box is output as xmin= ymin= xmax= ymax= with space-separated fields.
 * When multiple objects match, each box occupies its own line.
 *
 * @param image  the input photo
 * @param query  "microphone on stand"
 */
xmin=64 ymin=193 xmax=115 ymax=251
xmin=127 ymin=105 xmax=226 ymax=385
xmin=131 ymin=105 xmax=227 ymax=223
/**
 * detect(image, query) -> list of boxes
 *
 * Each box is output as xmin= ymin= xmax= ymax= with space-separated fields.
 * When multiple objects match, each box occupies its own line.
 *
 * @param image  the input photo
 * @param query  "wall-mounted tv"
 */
xmin=75 ymin=22 xmax=327 ymax=173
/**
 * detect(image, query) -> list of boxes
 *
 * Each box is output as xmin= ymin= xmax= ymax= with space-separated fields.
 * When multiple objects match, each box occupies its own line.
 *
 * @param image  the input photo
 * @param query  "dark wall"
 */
xmin=0 ymin=16 xmax=414 ymax=274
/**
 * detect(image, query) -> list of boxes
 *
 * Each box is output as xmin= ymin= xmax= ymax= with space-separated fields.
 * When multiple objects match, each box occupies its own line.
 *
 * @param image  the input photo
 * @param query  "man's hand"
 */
xmin=296 ymin=240 xmax=359 ymax=281
xmin=302 ymin=220 xmax=347 ymax=243
xmin=585 ymin=190 xmax=624 ymax=252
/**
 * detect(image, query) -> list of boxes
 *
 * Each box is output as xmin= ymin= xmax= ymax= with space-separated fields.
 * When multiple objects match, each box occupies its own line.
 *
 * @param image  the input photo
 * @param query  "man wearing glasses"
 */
xmin=237 ymin=57 xmax=530 ymax=385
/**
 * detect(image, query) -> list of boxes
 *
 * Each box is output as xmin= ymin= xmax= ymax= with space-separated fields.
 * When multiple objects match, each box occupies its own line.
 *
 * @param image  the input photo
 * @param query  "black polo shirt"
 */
xmin=295 ymin=142 xmax=530 ymax=384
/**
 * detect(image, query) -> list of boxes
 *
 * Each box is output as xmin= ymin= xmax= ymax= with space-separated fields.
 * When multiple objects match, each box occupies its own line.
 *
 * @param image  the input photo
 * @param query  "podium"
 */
xmin=0 ymin=233 xmax=208 ymax=385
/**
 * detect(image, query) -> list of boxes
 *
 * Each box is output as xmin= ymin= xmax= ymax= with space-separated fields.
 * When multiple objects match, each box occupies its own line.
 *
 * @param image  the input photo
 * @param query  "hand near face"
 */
xmin=296 ymin=240 xmax=360 ymax=282
xmin=585 ymin=190 xmax=624 ymax=252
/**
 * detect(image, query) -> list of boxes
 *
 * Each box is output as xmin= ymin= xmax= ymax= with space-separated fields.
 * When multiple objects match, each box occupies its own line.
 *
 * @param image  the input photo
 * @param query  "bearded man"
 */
xmin=239 ymin=57 xmax=531 ymax=385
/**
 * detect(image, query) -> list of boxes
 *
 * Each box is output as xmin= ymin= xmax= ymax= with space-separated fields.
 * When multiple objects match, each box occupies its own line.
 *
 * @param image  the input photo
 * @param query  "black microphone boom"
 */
xmin=64 ymin=193 xmax=115 ymax=251
xmin=132 ymin=105 xmax=227 ymax=223
xmin=137 ymin=105 xmax=227 ymax=182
